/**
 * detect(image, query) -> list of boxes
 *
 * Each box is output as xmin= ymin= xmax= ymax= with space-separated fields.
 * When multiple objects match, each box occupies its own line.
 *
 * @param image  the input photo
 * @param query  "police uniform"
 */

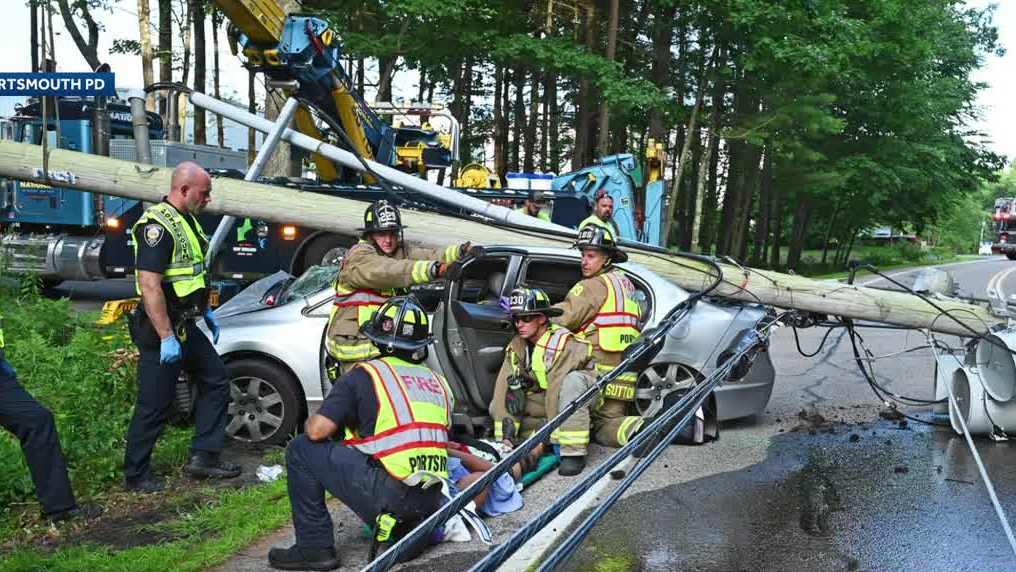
xmin=272 ymin=297 xmax=453 ymax=570
xmin=124 ymin=200 xmax=231 ymax=485
xmin=0 ymin=317 xmax=78 ymax=516
xmin=552 ymin=268 xmax=644 ymax=449
xmin=325 ymin=240 xmax=460 ymax=367
xmin=489 ymin=324 xmax=594 ymax=456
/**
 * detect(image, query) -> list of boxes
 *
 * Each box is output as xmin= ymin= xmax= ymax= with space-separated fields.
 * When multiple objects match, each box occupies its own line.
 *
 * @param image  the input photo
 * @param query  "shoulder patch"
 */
xmin=143 ymin=223 xmax=165 ymax=247
xmin=569 ymin=284 xmax=584 ymax=297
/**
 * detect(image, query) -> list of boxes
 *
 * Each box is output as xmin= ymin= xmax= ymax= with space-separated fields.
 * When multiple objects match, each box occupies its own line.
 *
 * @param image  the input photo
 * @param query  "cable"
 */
xmin=792 ymin=325 xmax=838 ymax=358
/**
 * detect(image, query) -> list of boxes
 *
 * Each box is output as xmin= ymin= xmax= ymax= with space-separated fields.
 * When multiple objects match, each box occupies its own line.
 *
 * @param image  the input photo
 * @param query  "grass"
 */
xmin=0 ymin=480 xmax=292 ymax=572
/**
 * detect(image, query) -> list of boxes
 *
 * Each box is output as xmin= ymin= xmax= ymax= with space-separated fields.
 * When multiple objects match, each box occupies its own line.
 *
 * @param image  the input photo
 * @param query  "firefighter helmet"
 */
xmin=573 ymin=224 xmax=628 ymax=263
xmin=358 ymin=200 xmax=405 ymax=233
xmin=507 ymin=287 xmax=563 ymax=318
xmin=361 ymin=295 xmax=432 ymax=354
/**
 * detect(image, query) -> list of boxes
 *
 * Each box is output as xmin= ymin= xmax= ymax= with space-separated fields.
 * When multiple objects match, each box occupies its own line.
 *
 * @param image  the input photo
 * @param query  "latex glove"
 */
xmin=160 ymin=335 xmax=182 ymax=364
xmin=204 ymin=309 xmax=220 ymax=345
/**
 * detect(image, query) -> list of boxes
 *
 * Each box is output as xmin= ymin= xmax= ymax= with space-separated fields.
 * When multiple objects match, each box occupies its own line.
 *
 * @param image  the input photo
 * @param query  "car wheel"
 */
xmin=1007 ymin=252 xmax=1016 ymax=261
xmin=225 ymin=359 xmax=304 ymax=446
xmin=635 ymin=362 xmax=699 ymax=418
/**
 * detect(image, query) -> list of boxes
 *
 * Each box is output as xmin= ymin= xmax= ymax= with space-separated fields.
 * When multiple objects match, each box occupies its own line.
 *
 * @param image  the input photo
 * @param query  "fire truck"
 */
xmin=990 ymin=197 xmax=1016 ymax=259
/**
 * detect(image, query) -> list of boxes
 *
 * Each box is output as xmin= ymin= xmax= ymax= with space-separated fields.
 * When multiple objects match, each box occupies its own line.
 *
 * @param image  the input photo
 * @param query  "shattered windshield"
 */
xmin=277 ymin=265 xmax=339 ymax=306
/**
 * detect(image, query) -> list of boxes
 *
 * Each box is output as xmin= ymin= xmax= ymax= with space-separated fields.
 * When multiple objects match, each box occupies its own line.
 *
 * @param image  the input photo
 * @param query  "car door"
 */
xmin=434 ymin=251 xmax=522 ymax=419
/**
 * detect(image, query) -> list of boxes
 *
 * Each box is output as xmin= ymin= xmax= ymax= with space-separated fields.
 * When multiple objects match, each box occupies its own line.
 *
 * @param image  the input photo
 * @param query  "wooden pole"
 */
xmin=0 ymin=139 xmax=1001 ymax=337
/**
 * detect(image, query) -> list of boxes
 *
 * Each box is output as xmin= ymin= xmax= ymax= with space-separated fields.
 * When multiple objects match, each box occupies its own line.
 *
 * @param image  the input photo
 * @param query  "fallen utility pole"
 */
xmin=0 ymin=138 xmax=1002 ymax=337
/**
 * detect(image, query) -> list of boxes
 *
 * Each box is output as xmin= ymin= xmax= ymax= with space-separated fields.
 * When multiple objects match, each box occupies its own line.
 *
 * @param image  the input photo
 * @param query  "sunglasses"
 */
xmin=513 ymin=314 xmax=541 ymax=324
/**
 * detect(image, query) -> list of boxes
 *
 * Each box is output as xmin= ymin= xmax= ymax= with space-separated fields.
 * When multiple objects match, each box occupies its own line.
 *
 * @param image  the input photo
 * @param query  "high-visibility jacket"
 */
xmin=326 ymin=240 xmax=459 ymax=362
xmin=490 ymin=326 xmax=593 ymax=440
xmin=132 ymin=202 xmax=209 ymax=299
xmin=578 ymin=214 xmax=620 ymax=238
xmin=515 ymin=206 xmax=551 ymax=222
xmin=345 ymin=356 xmax=454 ymax=483
xmin=552 ymin=269 xmax=642 ymax=401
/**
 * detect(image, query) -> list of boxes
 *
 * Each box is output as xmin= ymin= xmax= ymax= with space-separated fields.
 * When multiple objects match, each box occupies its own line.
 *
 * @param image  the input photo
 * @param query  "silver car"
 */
xmin=203 ymin=246 xmax=776 ymax=445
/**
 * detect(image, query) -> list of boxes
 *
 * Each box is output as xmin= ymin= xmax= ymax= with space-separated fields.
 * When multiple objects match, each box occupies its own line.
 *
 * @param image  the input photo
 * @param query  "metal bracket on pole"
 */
xmin=204 ymin=97 xmax=301 ymax=268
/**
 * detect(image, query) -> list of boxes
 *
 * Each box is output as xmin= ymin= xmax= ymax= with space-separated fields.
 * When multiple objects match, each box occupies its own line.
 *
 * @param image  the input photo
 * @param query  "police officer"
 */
xmin=124 ymin=161 xmax=240 ymax=493
xmin=269 ymin=296 xmax=453 ymax=571
xmin=579 ymin=188 xmax=620 ymax=237
xmin=0 ymin=316 xmax=102 ymax=522
xmin=515 ymin=189 xmax=551 ymax=221
xmin=325 ymin=200 xmax=467 ymax=374
xmin=489 ymin=288 xmax=596 ymax=476
xmin=551 ymin=225 xmax=644 ymax=470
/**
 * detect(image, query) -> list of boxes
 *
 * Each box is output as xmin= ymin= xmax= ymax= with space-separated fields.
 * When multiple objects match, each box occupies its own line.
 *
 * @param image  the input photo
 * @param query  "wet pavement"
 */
xmin=563 ymin=420 xmax=1016 ymax=572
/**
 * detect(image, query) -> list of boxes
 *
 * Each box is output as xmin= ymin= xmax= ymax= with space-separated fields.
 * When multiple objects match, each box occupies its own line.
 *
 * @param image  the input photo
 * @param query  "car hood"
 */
xmin=214 ymin=270 xmax=292 ymax=319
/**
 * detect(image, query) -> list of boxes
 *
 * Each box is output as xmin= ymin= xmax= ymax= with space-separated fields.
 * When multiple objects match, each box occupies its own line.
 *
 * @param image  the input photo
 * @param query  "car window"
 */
xmin=521 ymin=257 xmax=653 ymax=325
xmin=457 ymin=256 xmax=511 ymax=304
xmin=277 ymin=265 xmax=339 ymax=306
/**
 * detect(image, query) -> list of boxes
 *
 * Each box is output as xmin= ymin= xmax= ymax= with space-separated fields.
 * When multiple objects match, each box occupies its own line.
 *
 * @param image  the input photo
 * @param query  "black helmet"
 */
xmin=360 ymin=295 xmax=432 ymax=355
xmin=573 ymin=224 xmax=628 ymax=263
xmin=507 ymin=287 xmax=563 ymax=318
xmin=358 ymin=200 xmax=405 ymax=233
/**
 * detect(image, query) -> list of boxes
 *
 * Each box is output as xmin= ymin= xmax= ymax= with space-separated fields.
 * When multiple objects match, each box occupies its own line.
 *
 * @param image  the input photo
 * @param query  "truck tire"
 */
xmin=1007 ymin=252 xmax=1016 ymax=261
xmin=224 ymin=358 xmax=304 ymax=446
xmin=295 ymin=234 xmax=352 ymax=275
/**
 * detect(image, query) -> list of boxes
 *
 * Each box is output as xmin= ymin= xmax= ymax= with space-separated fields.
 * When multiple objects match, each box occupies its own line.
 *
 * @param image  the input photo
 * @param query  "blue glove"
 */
xmin=204 ymin=309 xmax=220 ymax=345
xmin=160 ymin=335 xmax=182 ymax=364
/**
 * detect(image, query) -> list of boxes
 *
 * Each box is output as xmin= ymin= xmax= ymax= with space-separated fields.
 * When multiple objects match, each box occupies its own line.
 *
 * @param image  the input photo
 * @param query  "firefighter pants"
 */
xmin=555 ymin=370 xmax=643 ymax=457
xmin=285 ymin=435 xmax=444 ymax=557
xmin=124 ymin=319 xmax=230 ymax=483
xmin=0 ymin=362 xmax=77 ymax=515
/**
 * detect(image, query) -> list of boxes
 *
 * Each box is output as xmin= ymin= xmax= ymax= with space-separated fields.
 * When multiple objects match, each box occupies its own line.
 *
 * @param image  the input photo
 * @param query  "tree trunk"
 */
xmin=356 ymin=58 xmax=365 ymax=98
xmin=595 ymin=0 xmax=619 ymax=156
xmin=376 ymin=19 xmax=409 ymax=102
xmin=247 ymin=69 xmax=257 ymax=164
xmin=158 ymin=0 xmax=173 ymax=120
xmin=417 ymin=67 xmax=427 ymax=102
xmin=493 ymin=64 xmax=508 ymax=181
xmin=572 ymin=3 xmax=596 ymax=170
xmin=510 ymin=67 xmax=526 ymax=173
xmin=787 ymin=197 xmax=812 ymax=271
xmin=690 ymin=128 xmax=712 ymax=252
xmin=191 ymin=0 xmax=206 ymax=145
xmin=56 ymin=0 xmax=101 ymax=70
xmin=548 ymin=73 xmax=560 ymax=173
xmin=30 ymin=1 xmax=39 ymax=73
xmin=524 ymin=71 xmax=540 ymax=172
xmin=752 ymin=152 xmax=773 ymax=266
xmin=541 ymin=73 xmax=550 ymax=172
xmin=768 ymin=172 xmax=783 ymax=269
xmin=263 ymin=89 xmax=298 ymax=177
xmin=459 ymin=59 xmax=473 ymax=165
xmin=648 ymin=3 xmax=676 ymax=143
xmin=820 ymin=203 xmax=841 ymax=265
xmin=177 ymin=1 xmax=192 ymax=142
xmin=137 ymin=0 xmax=155 ymax=110
xmin=212 ymin=9 xmax=224 ymax=147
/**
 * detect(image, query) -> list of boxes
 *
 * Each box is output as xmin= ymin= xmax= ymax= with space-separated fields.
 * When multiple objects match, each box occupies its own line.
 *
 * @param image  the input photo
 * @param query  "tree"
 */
xmin=137 ymin=0 xmax=155 ymax=110
xmin=56 ymin=0 xmax=105 ymax=70
xmin=191 ymin=0 xmax=206 ymax=145
xmin=158 ymin=0 xmax=172 ymax=118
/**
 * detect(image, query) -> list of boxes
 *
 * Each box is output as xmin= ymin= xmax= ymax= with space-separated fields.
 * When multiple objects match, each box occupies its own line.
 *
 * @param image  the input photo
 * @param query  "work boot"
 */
xmin=124 ymin=476 xmax=166 ymax=494
xmin=268 ymin=544 xmax=340 ymax=571
xmin=558 ymin=455 xmax=586 ymax=476
xmin=185 ymin=452 xmax=242 ymax=480
xmin=48 ymin=502 xmax=104 ymax=524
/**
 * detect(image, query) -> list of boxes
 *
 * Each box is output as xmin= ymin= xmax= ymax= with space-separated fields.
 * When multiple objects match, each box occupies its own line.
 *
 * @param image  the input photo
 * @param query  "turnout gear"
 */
xmin=360 ymin=295 xmax=433 ymax=354
xmin=346 ymin=356 xmax=453 ymax=483
xmin=573 ymin=224 xmax=628 ymax=263
xmin=132 ymin=202 xmax=210 ymax=300
xmin=325 ymin=236 xmax=461 ymax=364
xmin=552 ymin=267 xmax=645 ymax=450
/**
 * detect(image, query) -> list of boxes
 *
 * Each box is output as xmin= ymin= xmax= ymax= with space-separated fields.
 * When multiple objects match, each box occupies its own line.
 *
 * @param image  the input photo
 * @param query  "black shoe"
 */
xmin=48 ymin=502 xmax=104 ymax=523
xmin=268 ymin=544 xmax=339 ymax=571
xmin=558 ymin=455 xmax=586 ymax=476
xmin=124 ymin=476 xmax=166 ymax=494
xmin=185 ymin=453 xmax=242 ymax=480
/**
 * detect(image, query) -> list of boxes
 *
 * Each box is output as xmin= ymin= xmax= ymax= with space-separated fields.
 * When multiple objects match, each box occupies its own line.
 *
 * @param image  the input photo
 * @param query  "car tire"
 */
xmin=634 ymin=362 xmax=700 ymax=419
xmin=225 ymin=358 xmax=304 ymax=446
xmin=1007 ymin=252 xmax=1016 ymax=261
xmin=297 ymin=234 xmax=352 ymax=275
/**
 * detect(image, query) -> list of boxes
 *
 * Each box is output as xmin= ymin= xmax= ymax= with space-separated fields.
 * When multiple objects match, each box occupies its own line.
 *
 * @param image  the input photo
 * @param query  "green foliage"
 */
xmin=0 ymin=292 xmax=190 ymax=512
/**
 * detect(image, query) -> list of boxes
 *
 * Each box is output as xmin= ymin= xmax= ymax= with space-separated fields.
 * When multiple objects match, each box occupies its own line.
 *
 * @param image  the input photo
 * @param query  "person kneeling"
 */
xmin=490 ymin=287 xmax=596 ymax=477
xmin=269 ymin=296 xmax=454 ymax=571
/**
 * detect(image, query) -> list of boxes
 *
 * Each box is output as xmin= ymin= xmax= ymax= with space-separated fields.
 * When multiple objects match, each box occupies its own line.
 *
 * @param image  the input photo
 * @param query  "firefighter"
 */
xmin=269 ymin=296 xmax=453 ymax=571
xmin=124 ymin=162 xmax=240 ymax=493
xmin=325 ymin=200 xmax=466 ymax=375
xmin=515 ymin=189 xmax=551 ymax=222
xmin=551 ymin=225 xmax=644 ymax=469
xmin=578 ymin=188 xmax=620 ymax=237
xmin=0 ymin=316 xmax=103 ymax=522
xmin=489 ymin=287 xmax=595 ymax=476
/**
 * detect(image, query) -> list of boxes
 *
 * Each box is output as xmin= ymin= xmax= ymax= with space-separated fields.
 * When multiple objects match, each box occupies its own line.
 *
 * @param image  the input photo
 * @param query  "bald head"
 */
xmin=167 ymin=161 xmax=212 ymax=215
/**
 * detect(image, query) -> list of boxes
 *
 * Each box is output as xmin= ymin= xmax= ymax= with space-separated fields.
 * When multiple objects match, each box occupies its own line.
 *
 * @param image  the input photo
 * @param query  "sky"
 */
xmin=0 ymin=1 xmax=1012 ymax=163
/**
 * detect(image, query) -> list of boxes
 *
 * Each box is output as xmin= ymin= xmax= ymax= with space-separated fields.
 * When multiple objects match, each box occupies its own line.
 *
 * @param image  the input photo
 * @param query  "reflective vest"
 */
xmin=132 ymin=202 xmax=209 ymax=298
xmin=513 ymin=325 xmax=573 ymax=391
xmin=578 ymin=214 xmax=618 ymax=236
xmin=515 ymin=206 xmax=551 ymax=222
xmin=582 ymin=271 xmax=641 ymax=352
xmin=345 ymin=357 xmax=453 ymax=483
xmin=328 ymin=282 xmax=400 ymax=361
